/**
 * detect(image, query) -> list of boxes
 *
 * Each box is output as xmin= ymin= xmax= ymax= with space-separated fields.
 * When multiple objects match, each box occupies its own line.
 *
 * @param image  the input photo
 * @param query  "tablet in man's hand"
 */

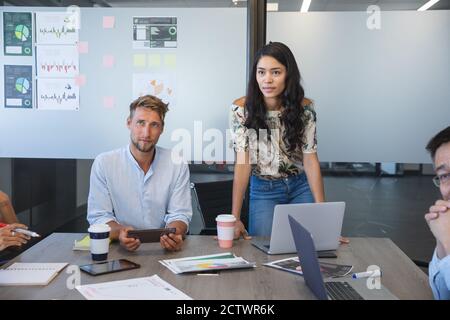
xmin=127 ymin=228 xmax=176 ymax=243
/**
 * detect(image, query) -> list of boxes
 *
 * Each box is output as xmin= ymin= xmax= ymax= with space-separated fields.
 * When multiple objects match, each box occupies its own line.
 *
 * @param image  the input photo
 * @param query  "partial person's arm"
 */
xmin=229 ymin=102 xmax=252 ymax=240
xmin=231 ymin=151 xmax=252 ymax=240
xmin=425 ymin=204 xmax=450 ymax=299
xmin=303 ymin=152 xmax=325 ymax=202
xmin=87 ymin=157 xmax=117 ymax=227
xmin=87 ymin=158 xmax=140 ymax=251
xmin=425 ymin=201 xmax=450 ymax=258
xmin=428 ymin=248 xmax=450 ymax=300
xmin=161 ymin=163 xmax=192 ymax=251
xmin=0 ymin=223 xmax=30 ymax=251
xmin=0 ymin=191 xmax=19 ymax=224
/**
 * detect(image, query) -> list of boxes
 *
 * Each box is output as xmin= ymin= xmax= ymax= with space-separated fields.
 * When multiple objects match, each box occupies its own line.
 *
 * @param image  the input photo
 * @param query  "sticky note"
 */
xmin=103 ymin=55 xmax=115 ymax=68
xmin=103 ymin=96 xmax=115 ymax=109
xmin=133 ymin=54 xmax=146 ymax=67
xmin=77 ymin=41 xmax=89 ymax=54
xmin=103 ymin=16 xmax=115 ymax=29
xmin=74 ymin=74 xmax=86 ymax=87
xmin=148 ymin=54 xmax=161 ymax=67
xmin=164 ymin=54 xmax=176 ymax=68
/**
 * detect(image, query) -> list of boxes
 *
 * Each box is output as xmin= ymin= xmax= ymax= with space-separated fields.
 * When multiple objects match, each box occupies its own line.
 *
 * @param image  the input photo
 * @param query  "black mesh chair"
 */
xmin=190 ymin=180 xmax=248 ymax=235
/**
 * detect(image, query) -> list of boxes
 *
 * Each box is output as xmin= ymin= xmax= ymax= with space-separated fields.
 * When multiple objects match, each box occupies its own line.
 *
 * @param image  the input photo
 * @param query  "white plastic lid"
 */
xmin=88 ymin=224 xmax=111 ymax=233
xmin=215 ymin=214 xmax=236 ymax=223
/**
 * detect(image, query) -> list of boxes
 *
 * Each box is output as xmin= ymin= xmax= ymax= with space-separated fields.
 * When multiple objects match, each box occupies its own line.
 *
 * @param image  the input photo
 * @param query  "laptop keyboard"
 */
xmin=325 ymin=281 xmax=364 ymax=300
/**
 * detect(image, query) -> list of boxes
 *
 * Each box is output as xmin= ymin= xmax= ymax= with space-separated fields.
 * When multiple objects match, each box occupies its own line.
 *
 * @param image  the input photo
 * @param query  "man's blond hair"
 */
xmin=129 ymin=95 xmax=169 ymax=124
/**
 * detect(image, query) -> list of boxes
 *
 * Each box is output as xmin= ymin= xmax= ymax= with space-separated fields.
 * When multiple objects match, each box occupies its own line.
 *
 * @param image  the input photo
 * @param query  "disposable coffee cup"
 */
xmin=216 ymin=214 xmax=236 ymax=248
xmin=88 ymin=224 xmax=111 ymax=261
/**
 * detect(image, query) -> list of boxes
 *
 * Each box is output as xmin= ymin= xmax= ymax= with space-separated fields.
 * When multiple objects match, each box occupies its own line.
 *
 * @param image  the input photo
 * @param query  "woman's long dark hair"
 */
xmin=244 ymin=42 xmax=306 ymax=153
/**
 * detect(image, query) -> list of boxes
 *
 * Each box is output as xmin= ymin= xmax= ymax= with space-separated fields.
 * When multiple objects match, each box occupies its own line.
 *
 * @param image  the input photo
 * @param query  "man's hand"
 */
xmin=160 ymin=231 xmax=183 ymax=251
xmin=426 ymin=203 xmax=450 ymax=258
xmin=234 ymin=220 xmax=252 ymax=240
xmin=119 ymin=227 xmax=141 ymax=251
xmin=425 ymin=200 xmax=450 ymax=224
xmin=426 ymin=200 xmax=450 ymax=221
xmin=0 ymin=223 xmax=30 ymax=251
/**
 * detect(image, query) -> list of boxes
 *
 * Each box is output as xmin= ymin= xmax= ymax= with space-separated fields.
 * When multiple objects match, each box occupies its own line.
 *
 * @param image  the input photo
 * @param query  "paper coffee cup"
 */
xmin=216 ymin=214 xmax=236 ymax=248
xmin=88 ymin=224 xmax=111 ymax=261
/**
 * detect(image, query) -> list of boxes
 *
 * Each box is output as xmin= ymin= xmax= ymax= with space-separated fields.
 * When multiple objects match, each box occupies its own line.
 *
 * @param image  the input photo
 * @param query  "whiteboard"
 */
xmin=0 ymin=7 xmax=246 ymax=160
xmin=268 ymin=11 xmax=450 ymax=163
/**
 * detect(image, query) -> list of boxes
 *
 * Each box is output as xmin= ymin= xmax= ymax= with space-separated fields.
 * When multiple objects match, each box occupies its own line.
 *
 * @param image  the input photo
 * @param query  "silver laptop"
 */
xmin=251 ymin=202 xmax=345 ymax=255
xmin=288 ymin=214 xmax=398 ymax=300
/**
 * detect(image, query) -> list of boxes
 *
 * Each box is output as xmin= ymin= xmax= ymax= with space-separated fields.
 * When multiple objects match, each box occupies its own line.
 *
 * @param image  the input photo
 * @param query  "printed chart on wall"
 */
xmin=3 ymin=12 xmax=33 ymax=56
xmin=132 ymin=73 xmax=176 ymax=106
xmin=35 ymin=11 xmax=80 ymax=111
xmin=36 ymin=45 xmax=79 ymax=78
xmin=37 ymin=78 xmax=79 ymax=111
xmin=132 ymin=17 xmax=177 ymax=49
xmin=35 ymin=11 xmax=79 ymax=44
xmin=4 ymin=65 xmax=33 ymax=108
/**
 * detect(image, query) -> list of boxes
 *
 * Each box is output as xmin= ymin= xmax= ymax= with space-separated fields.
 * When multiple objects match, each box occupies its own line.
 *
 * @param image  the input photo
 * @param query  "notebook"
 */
xmin=0 ymin=262 xmax=68 ymax=286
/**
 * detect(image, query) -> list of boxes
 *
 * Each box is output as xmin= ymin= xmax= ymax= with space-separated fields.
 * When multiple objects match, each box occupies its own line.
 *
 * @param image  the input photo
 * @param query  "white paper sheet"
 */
xmin=76 ymin=275 xmax=192 ymax=300
xmin=37 ymin=78 xmax=79 ymax=110
xmin=36 ymin=45 xmax=79 ymax=78
xmin=132 ymin=73 xmax=176 ymax=106
xmin=36 ymin=12 xmax=79 ymax=44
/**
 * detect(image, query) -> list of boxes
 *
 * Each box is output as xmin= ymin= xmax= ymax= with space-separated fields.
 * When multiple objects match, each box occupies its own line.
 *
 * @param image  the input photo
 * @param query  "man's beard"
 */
xmin=132 ymin=138 xmax=154 ymax=153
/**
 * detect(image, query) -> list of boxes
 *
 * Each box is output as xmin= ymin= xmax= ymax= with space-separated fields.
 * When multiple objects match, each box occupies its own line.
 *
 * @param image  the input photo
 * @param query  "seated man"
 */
xmin=0 ymin=191 xmax=30 ymax=251
xmin=424 ymin=126 xmax=450 ymax=300
xmin=87 ymin=95 xmax=192 ymax=252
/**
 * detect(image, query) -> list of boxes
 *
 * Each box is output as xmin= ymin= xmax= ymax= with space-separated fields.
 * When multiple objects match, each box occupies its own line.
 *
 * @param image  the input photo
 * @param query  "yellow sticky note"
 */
xmin=73 ymin=235 xmax=111 ymax=251
xmin=164 ymin=54 xmax=176 ymax=68
xmin=73 ymin=235 xmax=90 ymax=250
xmin=133 ymin=54 xmax=146 ymax=67
xmin=148 ymin=54 xmax=161 ymax=67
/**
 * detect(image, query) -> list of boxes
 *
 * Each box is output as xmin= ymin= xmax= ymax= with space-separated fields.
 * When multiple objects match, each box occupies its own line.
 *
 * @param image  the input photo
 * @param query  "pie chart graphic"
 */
xmin=15 ymin=24 xmax=30 ymax=41
xmin=15 ymin=77 xmax=30 ymax=94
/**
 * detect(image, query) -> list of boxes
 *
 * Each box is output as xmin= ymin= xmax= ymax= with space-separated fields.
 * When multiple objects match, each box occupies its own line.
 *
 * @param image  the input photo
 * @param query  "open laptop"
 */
xmin=252 ymin=202 xmax=345 ymax=255
xmin=288 ymin=214 xmax=398 ymax=300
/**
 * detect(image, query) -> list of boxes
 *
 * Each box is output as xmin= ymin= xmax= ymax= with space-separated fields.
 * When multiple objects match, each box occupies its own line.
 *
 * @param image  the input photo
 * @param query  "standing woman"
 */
xmin=230 ymin=42 xmax=325 ymax=238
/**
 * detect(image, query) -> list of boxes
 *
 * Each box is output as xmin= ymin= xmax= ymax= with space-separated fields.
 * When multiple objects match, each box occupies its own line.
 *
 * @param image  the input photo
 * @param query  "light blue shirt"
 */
xmin=87 ymin=145 xmax=192 ymax=230
xmin=429 ymin=249 xmax=450 ymax=300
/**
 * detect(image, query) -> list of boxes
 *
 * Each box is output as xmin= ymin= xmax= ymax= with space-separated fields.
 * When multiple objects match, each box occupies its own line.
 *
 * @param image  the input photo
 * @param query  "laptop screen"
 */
xmin=288 ymin=215 xmax=328 ymax=300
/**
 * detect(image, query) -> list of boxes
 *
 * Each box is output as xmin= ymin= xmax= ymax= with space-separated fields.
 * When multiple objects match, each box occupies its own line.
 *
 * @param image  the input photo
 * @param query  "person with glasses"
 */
xmin=87 ymin=95 xmax=192 ymax=252
xmin=424 ymin=126 xmax=450 ymax=299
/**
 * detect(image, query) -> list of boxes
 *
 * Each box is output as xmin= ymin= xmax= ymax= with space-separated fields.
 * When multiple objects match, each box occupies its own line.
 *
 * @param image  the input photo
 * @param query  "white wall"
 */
xmin=268 ymin=11 xmax=450 ymax=163
xmin=0 ymin=7 xmax=246 ymax=161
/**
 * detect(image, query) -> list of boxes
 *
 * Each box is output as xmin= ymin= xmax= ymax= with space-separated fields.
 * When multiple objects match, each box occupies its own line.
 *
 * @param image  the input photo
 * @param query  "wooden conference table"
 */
xmin=0 ymin=233 xmax=433 ymax=300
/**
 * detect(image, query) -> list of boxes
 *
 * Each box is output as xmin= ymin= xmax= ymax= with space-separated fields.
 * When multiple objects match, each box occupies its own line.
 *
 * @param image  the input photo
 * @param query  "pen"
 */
xmin=0 ymin=223 xmax=40 ymax=237
xmin=14 ymin=228 xmax=40 ymax=237
xmin=352 ymin=269 xmax=381 ymax=279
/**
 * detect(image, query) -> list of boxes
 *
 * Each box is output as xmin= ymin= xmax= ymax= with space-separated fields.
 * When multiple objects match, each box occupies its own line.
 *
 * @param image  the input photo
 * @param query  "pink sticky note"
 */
xmin=74 ymin=74 xmax=86 ymax=87
xmin=103 ymin=96 xmax=115 ymax=109
xmin=77 ymin=41 xmax=89 ymax=54
xmin=103 ymin=55 xmax=115 ymax=68
xmin=103 ymin=16 xmax=115 ymax=29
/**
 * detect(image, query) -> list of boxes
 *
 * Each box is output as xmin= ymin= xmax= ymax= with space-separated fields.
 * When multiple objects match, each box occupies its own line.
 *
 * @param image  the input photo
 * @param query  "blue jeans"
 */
xmin=249 ymin=173 xmax=314 ymax=237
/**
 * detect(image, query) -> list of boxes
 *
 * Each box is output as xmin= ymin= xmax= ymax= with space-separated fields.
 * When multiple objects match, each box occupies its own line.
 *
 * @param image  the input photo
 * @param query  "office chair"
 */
xmin=190 ymin=180 xmax=248 ymax=235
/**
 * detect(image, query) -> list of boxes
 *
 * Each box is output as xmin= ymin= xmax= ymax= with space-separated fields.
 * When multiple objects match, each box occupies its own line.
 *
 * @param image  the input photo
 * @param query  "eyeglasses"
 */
xmin=433 ymin=173 xmax=450 ymax=187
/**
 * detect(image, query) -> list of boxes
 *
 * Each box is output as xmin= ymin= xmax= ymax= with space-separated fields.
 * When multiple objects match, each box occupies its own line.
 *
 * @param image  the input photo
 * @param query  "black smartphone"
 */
xmin=79 ymin=259 xmax=140 ymax=276
xmin=127 ymin=228 xmax=176 ymax=243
